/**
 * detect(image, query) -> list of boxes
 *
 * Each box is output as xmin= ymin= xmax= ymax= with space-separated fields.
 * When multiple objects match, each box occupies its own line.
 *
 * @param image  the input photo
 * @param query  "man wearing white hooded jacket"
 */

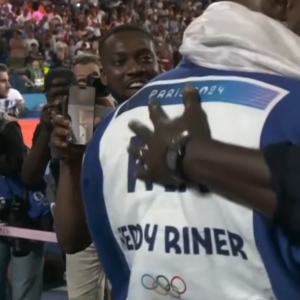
xmin=82 ymin=1 xmax=300 ymax=300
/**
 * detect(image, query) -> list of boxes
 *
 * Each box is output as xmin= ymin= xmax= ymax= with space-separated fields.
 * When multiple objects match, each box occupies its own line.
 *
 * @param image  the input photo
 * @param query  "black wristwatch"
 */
xmin=165 ymin=130 xmax=191 ymax=183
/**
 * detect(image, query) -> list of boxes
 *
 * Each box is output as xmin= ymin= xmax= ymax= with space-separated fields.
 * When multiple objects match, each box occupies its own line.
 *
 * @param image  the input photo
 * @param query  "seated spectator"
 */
xmin=24 ymin=31 xmax=39 ymax=55
xmin=16 ymin=5 xmax=32 ymax=25
xmin=23 ymin=59 xmax=44 ymax=91
xmin=9 ymin=28 xmax=26 ymax=69
xmin=28 ymin=42 xmax=42 ymax=60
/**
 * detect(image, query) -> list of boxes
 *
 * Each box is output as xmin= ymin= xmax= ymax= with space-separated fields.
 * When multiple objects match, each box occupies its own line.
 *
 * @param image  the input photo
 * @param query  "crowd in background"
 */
xmin=0 ymin=0 xmax=212 ymax=94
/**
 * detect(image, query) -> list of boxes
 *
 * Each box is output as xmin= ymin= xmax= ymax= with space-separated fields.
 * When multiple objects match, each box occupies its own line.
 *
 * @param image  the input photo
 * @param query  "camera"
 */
xmin=9 ymin=195 xmax=30 ymax=257
xmin=86 ymin=74 xmax=110 ymax=98
xmin=0 ymin=195 xmax=30 ymax=257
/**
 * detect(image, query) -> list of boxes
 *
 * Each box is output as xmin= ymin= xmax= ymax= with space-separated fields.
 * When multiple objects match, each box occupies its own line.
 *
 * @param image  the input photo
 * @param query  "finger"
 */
xmin=182 ymin=85 xmax=210 ymax=135
xmin=53 ymin=114 xmax=71 ymax=128
xmin=127 ymin=146 xmax=147 ymax=163
xmin=53 ymin=99 xmax=63 ymax=107
xmin=182 ymin=85 xmax=201 ymax=114
xmin=148 ymin=99 xmax=169 ymax=127
xmin=44 ymin=99 xmax=61 ymax=109
xmin=53 ymin=126 xmax=71 ymax=138
xmin=128 ymin=121 xmax=153 ymax=142
xmin=52 ymin=136 xmax=68 ymax=148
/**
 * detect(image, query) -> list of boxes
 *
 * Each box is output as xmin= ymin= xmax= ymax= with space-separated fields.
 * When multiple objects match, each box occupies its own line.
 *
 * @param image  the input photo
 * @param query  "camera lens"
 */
xmin=12 ymin=239 xmax=29 ymax=257
xmin=10 ymin=197 xmax=30 ymax=257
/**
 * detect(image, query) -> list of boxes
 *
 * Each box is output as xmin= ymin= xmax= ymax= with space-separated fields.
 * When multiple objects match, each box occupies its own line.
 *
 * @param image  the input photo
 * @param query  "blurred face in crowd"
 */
xmin=0 ymin=71 xmax=10 ymax=98
xmin=73 ymin=62 xmax=100 ymax=83
xmin=228 ymin=0 xmax=300 ymax=34
xmin=31 ymin=44 xmax=39 ymax=53
xmin=101 ymin=31 xmax=160 ymax=104
xmin=23 ymin=8 xmax=29 ymax=16
xmin=45 ymin=78 xmax=69 ymax=104
xmin=32 ymin=60 xmax=40 ymax=70
xmin=74 ymin=61 xmax=113 ymax=107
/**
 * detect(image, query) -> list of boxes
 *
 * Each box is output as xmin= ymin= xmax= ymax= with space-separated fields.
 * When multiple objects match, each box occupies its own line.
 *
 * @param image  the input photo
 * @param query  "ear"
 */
xmin=100 ymin=69 xmax=107 ymax=85
xmin=285 ymin=0 xmax=300 ymax=34
xmin=271 ymin=0 xmax=288 ymax=21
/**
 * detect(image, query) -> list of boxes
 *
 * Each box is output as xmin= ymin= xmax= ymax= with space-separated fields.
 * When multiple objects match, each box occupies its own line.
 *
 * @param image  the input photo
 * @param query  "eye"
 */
xmin=140 ymin=55 xmax=153 ymax=63
xmin=113 ymin=59 xmax=125 ymax=66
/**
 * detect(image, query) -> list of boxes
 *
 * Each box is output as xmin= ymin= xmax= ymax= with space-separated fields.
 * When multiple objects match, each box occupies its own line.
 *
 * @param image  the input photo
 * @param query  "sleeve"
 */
xmin=263 ymin=143 xmax=300 ymax=245
xmin=260 ymin=91 xmax=300 ymax=278
xmin=12 ymin=89 xmax=23 ymax=100
xmin=25 ymin=69 xmax=31 ymax=79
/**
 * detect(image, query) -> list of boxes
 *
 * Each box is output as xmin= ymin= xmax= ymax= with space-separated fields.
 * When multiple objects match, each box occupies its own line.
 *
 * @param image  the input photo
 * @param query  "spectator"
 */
xmin=0 ymin=86 xmax=25 ymax=117
xmin=9 ymin=27 xmax=26 ymax=69
xmin=23 ymin=59 xmax=44 ymax=91
xmin=0 ymin=62 xmax=50 ymax=299
xmin=16 ymin=6 xmax=32 ymax=25
xmin=24 ymin=31 xmax=39 ymax=55
xmin=98 ymin=24 xmax=161 ymax=104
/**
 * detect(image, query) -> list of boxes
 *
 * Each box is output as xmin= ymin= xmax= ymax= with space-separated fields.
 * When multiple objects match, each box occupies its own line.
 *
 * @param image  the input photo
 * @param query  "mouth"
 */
xmin=127 ymin=81 xmax=147 ymax=89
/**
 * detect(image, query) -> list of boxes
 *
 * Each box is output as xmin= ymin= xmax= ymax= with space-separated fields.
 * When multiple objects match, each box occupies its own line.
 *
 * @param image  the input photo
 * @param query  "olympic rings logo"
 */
xmin=141 ymin=274 xmax=187 ymax=298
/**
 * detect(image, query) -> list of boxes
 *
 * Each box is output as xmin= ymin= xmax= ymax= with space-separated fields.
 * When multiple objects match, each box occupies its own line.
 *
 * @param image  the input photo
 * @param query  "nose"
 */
xmin=126 ymin=58 xmax=145 ymax=76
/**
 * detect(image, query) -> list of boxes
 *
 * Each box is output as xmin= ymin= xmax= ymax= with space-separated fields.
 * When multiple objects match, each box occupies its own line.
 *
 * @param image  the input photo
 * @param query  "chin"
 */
xmin=126 ymin=89 xmax=141 ymax=99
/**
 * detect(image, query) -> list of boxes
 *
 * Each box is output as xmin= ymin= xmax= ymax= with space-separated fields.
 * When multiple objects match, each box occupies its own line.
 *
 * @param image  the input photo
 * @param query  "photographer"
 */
xmin=0 ymin=76 xmax=51 ymax=299
xmin=0 ymin=172 xmax=51 ymax=300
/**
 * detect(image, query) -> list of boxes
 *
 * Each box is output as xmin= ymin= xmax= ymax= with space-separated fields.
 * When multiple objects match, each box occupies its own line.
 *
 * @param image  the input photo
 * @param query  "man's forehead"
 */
xmin=106 ymin=31 xmax=154 ymax=54
xmin=46 ymin=78 xmax=70 ymax=96
xmin=50 ymin=78 xmax=70 ymax=85
xmin=73 ymin=63 xmax=100 ymax=77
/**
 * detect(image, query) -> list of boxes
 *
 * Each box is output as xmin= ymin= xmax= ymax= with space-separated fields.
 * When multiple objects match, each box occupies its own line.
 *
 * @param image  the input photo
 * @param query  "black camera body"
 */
xmin=9 ymin=195 xmax=31 ymax=257
xmin=86 ymin=74 xmax=110 ymax=98
xmin=0 ymin=195 xmax=31 ymax=257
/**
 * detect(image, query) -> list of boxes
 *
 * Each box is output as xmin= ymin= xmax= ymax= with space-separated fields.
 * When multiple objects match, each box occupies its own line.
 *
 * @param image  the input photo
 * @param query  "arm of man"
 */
xmin=183 ymin=87 xmax=300 ymax=224
xmin=22 ymin=69 xmax=34 ymax=86
xmin=53 ymin=116 xmax=103 ymax=254
xmin=180 ymin=90 xmax=300 ymax=280
xmin=21 ymin=123 xmax=51 ymax=185
xmin=55 ymin=158 xmax=92 ymax=254
xmin=183 ymin=140 xmax=276 ymax=216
